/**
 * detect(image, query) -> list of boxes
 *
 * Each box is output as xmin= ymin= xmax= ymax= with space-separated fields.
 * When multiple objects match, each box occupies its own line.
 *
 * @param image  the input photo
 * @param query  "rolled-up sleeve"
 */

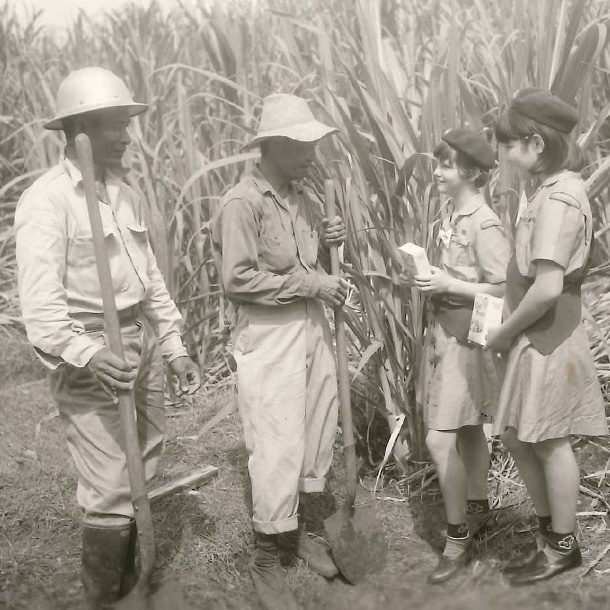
xmin=140 ymin=242 xmax=188 ymax=363
xmin=15 ymin=192 xmax=101 ymax=369
xmin=474 ymin=220 xmax=510 ymax=283
xmin=214 ymin=197 xmax=320 ymax=305
xmin=531 ymin=194 xmax=581 ymax=269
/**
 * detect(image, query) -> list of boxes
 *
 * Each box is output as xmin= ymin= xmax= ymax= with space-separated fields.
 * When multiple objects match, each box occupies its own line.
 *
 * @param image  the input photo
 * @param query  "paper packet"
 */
xmin=398 ymin=242 xmax=432 ymax=278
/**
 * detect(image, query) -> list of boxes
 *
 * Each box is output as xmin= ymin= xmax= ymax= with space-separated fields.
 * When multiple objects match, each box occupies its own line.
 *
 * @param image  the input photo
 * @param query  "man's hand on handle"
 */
xmin=87 ymin=347 xmax=136 ymax=402
xmin=318 ymin=275 xmax=349 ymax=308
xmin=320 ymin=216 xmax=346 ymax=248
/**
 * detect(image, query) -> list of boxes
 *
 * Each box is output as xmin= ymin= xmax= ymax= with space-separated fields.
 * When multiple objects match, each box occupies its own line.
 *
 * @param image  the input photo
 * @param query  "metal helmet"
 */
xmin=44 ymin=67 xmax=148 ymax=130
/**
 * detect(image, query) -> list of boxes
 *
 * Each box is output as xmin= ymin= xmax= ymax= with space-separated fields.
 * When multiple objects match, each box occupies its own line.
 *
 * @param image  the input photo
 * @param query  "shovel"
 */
xmin=322 ymin=179 xmax=388 ymax=584
xmin=75 ymin=134 xmax=189 ymax=610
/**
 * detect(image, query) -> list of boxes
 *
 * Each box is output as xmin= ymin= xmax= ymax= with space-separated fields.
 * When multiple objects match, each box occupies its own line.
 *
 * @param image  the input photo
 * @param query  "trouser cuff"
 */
xmin=253 ymin=515 xmax=298 ymax=534
xmin=83 ymin=513 xmax=134 ymax=527
xmin=298 ymin=477 xmax=326 ymax=493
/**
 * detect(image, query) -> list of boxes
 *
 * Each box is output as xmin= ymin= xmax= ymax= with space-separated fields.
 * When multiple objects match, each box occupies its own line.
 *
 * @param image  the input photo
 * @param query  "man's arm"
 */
xmin=216 ymin=197 xmax=321 ymax=304
xmin=15 ymin=192 xmax=102 ymax=368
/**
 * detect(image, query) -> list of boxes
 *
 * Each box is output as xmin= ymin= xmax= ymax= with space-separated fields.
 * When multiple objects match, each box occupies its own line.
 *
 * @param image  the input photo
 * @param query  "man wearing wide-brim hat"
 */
xmin=211 ymin=93 xmax=347 ymax=610
xmin=15 ymin=67 xmax=201 ymax=609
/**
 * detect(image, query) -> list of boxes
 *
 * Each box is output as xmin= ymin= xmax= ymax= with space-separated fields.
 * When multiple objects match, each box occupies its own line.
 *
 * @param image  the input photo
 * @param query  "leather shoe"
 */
xmin=427 ymin=543 xmax=473 ymax=585
xmin=509 ymin=548 xmax=582 ymax=586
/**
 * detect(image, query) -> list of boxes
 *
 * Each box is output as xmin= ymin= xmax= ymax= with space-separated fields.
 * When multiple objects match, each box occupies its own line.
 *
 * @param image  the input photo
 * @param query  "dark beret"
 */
xmin=510 ymin=88 xmax=578 ymax=134
xmin=441 ymin=128 xmax=496 ymax=170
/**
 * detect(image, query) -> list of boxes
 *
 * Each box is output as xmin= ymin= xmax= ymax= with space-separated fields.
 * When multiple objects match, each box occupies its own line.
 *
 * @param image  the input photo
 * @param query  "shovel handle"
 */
xmin=324 ymin=180 xmax=358 ymax=506
xmin=75 ymin=134 xmax=155 ymax=584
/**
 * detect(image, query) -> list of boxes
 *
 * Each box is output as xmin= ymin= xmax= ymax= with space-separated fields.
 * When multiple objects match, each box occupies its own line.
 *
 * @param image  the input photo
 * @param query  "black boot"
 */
xmin=81 ymin=521 xmax=132 ymax=609
xmin=250 ymin=532 xmax=301 ymax=610
xmin=278 ymin=495 xmax=338 ymax=578
xmin=278 ymin=528 xmax=338 ymax=578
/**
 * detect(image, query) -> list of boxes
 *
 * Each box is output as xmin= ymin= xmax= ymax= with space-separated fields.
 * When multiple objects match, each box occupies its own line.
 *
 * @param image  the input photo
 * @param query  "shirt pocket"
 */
xmin=67 ymin=225 xmax=115 ymax=267
xmin=447 ymin=232 xmax=473 ymax=267
xmin=65 ymin=227 xmax=127 ymax=296
xmin=258 ymin=208 xmax=297 ymax=272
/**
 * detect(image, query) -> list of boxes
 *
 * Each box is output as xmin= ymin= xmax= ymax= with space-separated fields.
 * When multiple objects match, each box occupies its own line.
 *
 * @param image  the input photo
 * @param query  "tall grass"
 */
xmin=1 ymin=0 xmax=609 ymax=466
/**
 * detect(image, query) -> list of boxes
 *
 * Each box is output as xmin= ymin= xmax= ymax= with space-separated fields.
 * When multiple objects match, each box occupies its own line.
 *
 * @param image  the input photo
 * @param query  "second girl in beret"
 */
xmin=488 ymin=88 xmax=608 ymax=584
xmin=402 ymin=128 xmax=510 ymax=583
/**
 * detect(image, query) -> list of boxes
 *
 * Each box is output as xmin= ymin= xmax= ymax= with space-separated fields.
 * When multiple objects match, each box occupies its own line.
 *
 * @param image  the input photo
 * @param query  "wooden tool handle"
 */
xmin=75 ymin=134 xmax=155 ymax=584
xmin=324 ymin=179 xmax=358 ymax=506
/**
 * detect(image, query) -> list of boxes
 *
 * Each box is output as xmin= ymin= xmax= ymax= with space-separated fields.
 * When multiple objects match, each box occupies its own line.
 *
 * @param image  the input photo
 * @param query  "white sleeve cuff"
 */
xmin=158 ymin=334 xmax=188 ymax=363
xmin=60 ymin=334 xmax=105 ymax=368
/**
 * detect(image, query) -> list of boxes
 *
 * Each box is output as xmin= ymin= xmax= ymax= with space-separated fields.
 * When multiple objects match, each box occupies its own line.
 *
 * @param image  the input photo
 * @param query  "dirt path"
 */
xmin=1 ymin=363 xmax=610 ymax=609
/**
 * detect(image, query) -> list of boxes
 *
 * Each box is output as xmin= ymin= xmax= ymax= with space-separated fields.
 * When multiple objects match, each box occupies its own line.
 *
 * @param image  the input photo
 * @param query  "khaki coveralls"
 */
xmin=211 ymin=167 xmax=338 ymax=534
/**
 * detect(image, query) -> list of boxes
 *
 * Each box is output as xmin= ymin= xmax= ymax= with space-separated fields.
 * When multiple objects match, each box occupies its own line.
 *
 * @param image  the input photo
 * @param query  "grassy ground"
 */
xmin=1 ymin=334 xmax=610 ymax=610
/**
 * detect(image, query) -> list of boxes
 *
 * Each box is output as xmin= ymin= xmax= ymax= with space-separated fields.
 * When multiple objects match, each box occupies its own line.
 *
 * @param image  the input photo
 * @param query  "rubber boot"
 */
xmin=250 ymin=532 xmax=301 ymax=610
xmin=120 ymin=521 xmax=138 ymax=596
xmin=283 ymin=492 xmax=338 ymax=578
xmin=81 ymin=521 xmax=132 ymax=609
xmin=278 ymin=528 xmax=338 ymax=578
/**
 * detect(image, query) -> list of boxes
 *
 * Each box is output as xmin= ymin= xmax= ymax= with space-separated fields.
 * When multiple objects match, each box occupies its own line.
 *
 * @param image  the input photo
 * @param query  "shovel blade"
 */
xmin=113 ymin=580 xmax=190 ymax=610
xmin=324 ymin=505 xmax=388 ymax=584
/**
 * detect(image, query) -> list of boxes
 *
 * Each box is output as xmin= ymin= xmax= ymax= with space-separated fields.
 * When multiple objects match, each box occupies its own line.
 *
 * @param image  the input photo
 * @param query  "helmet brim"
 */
xmin=44 ymin=102 xmax=148 ymax=130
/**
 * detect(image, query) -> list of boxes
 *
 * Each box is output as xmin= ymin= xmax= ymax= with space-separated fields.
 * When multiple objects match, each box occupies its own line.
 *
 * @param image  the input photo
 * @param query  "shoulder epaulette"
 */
xmin=480 ymin=218 xmax=503 ymax=230
xmin=549 ymin=191 xmax=582 ymax=209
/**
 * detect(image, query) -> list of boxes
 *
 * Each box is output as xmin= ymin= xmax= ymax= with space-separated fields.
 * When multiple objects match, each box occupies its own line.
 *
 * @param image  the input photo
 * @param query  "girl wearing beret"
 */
xmin=402 ymin=128 xmax=510 ymax=583
xmin=488 ymin=88 xmax=608 ymax=585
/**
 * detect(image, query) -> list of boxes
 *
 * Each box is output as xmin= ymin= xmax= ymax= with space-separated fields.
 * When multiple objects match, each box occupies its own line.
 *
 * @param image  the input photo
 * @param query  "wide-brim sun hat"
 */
xmin=244 ymin=93 xmax=338 ymax=150
xmin=44 ymin=67 xmax=148 ymax=130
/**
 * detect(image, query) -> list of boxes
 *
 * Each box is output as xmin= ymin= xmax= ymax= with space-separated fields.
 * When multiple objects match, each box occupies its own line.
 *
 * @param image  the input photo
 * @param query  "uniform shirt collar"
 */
xmin=448 ymin=196 xmax=484 ymax=219
xmin=539 ymin=170 xmax=576 ymax=189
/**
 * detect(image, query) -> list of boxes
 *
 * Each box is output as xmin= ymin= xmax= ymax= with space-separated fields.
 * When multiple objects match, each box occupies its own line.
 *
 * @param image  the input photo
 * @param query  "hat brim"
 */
xmin=243 ymin=120 xmax=338 ymax=150
xmin=44 ymin=102 xmax=149 ymax=130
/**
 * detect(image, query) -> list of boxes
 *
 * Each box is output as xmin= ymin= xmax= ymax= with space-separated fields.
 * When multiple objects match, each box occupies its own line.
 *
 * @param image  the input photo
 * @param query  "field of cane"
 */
xmin=1 ymin=0 xmax=610 ymax=608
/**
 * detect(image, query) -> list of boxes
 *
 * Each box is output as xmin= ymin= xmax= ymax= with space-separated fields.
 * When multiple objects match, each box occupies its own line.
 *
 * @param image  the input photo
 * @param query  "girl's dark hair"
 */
xmin=494 ymin=107 xmax=584 ymax=174
xmin=433 ymin=140 xmax=489 ymax=189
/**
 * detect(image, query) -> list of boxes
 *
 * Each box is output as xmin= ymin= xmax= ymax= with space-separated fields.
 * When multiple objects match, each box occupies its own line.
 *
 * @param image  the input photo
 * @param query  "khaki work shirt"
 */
xmin=211 ymin=167 xmax=329 ymax=315
xmin=514 ymin=171 xmax=592 ymax=278
xmin=434 ymin=196 xmax=509 ymax=286
xmin=15 ymin=157 xmax=187 ymax=369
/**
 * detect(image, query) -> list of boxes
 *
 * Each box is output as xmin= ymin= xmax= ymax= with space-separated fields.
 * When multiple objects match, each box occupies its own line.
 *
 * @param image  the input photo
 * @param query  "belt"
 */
xmin=71 ymin=303 xmax=143 ymax=332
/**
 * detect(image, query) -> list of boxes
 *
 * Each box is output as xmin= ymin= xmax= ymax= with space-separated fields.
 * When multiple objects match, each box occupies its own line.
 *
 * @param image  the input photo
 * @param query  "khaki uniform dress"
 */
xmin=211 ymin=167 xmax=338 ymax=535
xmin=15 ymin=157 xmax=187 ymax=524
xmin=493 ymin=171 xmax=608 ymax=442
xmin=417 ymin=197 xmax=510 ymax=431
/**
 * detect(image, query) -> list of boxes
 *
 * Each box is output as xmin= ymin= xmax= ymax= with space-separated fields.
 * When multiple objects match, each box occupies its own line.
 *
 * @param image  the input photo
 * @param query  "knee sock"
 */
xmin=543 ymin=530 xmax=578 ymax=561
xmin=466 ymin=499 xmax=490 ymax=516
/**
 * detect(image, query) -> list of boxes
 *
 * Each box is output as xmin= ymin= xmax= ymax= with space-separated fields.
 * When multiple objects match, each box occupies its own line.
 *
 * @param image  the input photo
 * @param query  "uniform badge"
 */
xmin=438 ymin=226 xmax=452 ymax=248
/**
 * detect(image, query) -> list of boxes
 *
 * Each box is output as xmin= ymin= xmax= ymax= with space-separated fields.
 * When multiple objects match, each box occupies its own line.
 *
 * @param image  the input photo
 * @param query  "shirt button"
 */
xmin=120 ymin=283 xmax=129 ymax=291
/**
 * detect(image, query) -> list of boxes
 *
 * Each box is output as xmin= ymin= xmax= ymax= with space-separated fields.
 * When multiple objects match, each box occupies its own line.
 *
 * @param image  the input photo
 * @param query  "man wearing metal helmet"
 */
xmin=14 ymin=67 xmax=201 ymax=609
xmin=211 ymin=93 xmax=347 ymax=610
